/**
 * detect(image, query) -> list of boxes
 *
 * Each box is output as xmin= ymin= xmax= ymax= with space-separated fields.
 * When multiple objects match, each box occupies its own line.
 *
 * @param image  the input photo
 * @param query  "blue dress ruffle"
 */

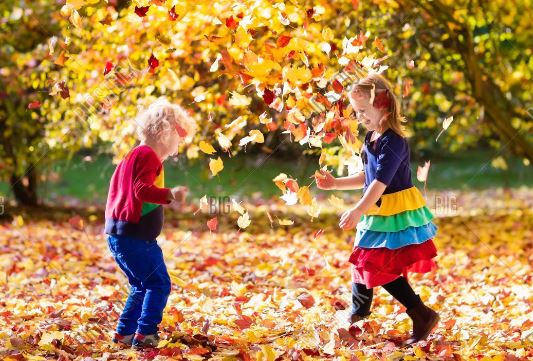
xmin=355 ymin=222 xmax=438 ymax=250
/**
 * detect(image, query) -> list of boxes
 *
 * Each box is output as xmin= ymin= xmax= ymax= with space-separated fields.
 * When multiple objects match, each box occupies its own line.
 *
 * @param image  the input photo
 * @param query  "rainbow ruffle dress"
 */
xmin=349 ymin=186 xmax=438 ymax=288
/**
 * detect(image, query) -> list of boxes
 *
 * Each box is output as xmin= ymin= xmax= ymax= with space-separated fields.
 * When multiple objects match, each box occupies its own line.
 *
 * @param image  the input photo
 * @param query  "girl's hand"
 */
xmin=170 ymin=186 xmax=188 ymax=204
xmin=339 ymin=207 xmax=363 ymax=230
xmin=315 ymin=170 xmax=337 ymax=190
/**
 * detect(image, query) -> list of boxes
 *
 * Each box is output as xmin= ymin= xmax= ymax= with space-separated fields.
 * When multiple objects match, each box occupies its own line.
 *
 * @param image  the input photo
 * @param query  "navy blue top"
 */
xmin=362 ymin=128 xmax=413 ymax=195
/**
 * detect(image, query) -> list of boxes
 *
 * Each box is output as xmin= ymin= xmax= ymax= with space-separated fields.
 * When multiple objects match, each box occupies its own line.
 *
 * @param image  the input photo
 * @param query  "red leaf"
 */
xmin=313 ymin=229 xmax=324 ymax=239
xmin=373 ymin=90 xmax=390 ymax=109
xmin=277 ymin=35 xmax=291 ymax=48
xmin=168 ymin=5 xmax=178 ymax=21
xmin=204 ymin=256 xmax=219 ymax=267
xmin=103 ymin=61 xmax=114 ymax=75
xmin=234 ymin=315 xmax=253 ymax=330
xmin=332 ymin=79 xmax=344 ymax=93
xmin=58 ymin=81 xmax=69 ymax=99
xmin=263 ymin=88 xmax=274 ymax=105
xmin=285 ymin=179 xmax=299 ymax=192
xmin=148 ymin=54 xmax=159 ymax=71
xmin=225 ymin=16 xmax=238 ymax=30
xmin=28 ymin=101 xmax=41 ymax=109
xmin=306 ymin=8 xmax=314 ymax=18
xmin=297 ymin=293 xmax=314 ymax=309
xmin=323 ymin=132 xmax=337 ymax=144
xmin=134 ymin=6 xmax=149 ymax=17
xmin=207 ymin=217 xmax=218 ymax=232
xmin=188 ymin=347 xmax=210 ymax=355
xmin=68 ymin=215 xmax=84 ymax=230
xmin=175 ymin=123 xmax=188 ymax=137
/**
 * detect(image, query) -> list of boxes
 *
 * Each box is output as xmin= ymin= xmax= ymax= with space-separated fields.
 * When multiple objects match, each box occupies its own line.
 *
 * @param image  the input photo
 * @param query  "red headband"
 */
xmin=175 ymin=124 xmax=188 ymax=137
xmin=373 ymin=89 xmax=391 ymax=110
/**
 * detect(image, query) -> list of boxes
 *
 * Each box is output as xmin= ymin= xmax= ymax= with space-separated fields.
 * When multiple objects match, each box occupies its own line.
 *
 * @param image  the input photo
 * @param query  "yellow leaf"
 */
xmin=229 ymin=92 xmax=251 ymax=107
xmin=284 ymin=65 xmax=312 ymax=85
xmin=257 ymin=344 xmax=277 ymax=361
xmin=272 ymin=173 xmax=288 ymax=192
xmin=199 ymin=141 xmax=216 ymax=155
xmin=54 ymin=51 xmax=69 ymax=66
xmin=297 ymin=186 xmax=312 ymax=206
xmin=277 ymin=218 xmax=294 ymax=226
xmin=69 ymin=9 xmax=82 ymax=29
xmin=249 ymin=129 xmax=264 ymax=143
xmin=209 ymin=157 xmax=224 ymax=176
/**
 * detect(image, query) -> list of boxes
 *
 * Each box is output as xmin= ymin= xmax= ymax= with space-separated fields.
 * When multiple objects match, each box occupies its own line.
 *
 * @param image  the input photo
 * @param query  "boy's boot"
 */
xmin=132 ymin=333 xmax=160 ymax=349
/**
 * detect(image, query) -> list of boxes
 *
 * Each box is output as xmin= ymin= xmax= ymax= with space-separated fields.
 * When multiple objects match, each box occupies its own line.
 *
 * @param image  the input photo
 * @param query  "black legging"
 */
xmin=351 ymin=277 xmax=422 ymax=316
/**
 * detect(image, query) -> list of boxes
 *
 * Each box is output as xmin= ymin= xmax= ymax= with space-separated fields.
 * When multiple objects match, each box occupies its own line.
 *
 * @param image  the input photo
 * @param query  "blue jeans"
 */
xmin=107 ymin=235 xmax=171 ymax=335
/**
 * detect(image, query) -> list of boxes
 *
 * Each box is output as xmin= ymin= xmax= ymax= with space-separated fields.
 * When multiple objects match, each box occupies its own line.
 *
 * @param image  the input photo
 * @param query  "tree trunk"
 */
xmin=10 ymin=166 xmax=38 ymax=206
xmin=402 ymin=0 xmax=533 ymax=161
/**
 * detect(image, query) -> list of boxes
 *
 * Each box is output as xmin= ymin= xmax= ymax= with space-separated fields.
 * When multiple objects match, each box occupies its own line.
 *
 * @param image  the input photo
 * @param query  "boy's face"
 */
xmin=162 ymin=126 xmax=182 ymax=158
xmin=349 ymin=92 xmax=384 ymax=132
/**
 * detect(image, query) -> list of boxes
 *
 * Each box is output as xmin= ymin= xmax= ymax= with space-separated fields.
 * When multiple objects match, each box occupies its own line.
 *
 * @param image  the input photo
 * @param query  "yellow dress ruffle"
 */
xmin=364 ymin=186 xmax=426 ymax=216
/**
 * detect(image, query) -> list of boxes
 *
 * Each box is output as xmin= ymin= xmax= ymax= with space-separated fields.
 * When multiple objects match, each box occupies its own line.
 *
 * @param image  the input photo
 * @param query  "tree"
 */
xmin=2 ymin=0 xmax=531 ymax=205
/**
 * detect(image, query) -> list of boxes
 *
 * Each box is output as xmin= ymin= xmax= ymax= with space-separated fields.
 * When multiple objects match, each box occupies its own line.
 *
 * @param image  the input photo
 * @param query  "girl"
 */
xmin=105 ymin=99 xmax=196 ymax=349
xmin=316 ymin=74 xmax=439 ymax=345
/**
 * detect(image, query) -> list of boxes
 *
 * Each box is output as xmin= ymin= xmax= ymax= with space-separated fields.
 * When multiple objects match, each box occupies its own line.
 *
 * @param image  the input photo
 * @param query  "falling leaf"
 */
xmin=373 ymin=37 xmax=385 ymax=52
xmin=199 ymin=141 xmax=216 ymax=155
xmin=262 ymin=88 xmax=274 ymax=105
xmin=297 ymin=186 xmax=312 ymax=206
xmin=28 ymin=101 xmax=41 ymax=110
xmin=209 ymin=157 xmax=224 ymax=176
xmin=276 ymin=35 xmax=291 ymax=48
xmin=237 ymin=212 xmax=251 ymax=229
xmin=148 ymin=54 xmax=159 ymax=71
xmin=417 ymin=160 xmax=431 ymax=182
xmin=435 ymin=116 xmax=454 ymax=142
xmin=239 ymin=129 xmax=264 ymax=147
xmin=168 ymin=5 xmax=178 ymax=21
xmin=54 ymin=51 xmax=69 ymax=66
xmin=69 ymin=10 xmax=82 ymax=28
xmin=194 ymin=195 xmax=209 ymax=215
xmin=210 ymin=54 xmax=222 ymax=72
xmin=103 ymin=61 xmax=114 ymax=75
xmin=207 ymin=217 xmax=218 ymax=232
xmin=225 ymin=16 xmax=238 ymax=30
xmin=280 ymin=190 xmax=298 ymax=206
xmin=216 ymin=132 xmax=232 ymax=150
xmin=277 ymin=218 xmax=294 ymax=226
xmin=134 ymin=6 xmax=150 ymax=17
xmin=232 ymin=199 xmax=246 ymax=215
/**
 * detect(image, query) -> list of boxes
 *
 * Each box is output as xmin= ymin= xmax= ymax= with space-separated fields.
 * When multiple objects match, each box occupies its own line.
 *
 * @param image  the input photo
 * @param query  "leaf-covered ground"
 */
xmin=1 ymin=190 xmax=532 ymax=360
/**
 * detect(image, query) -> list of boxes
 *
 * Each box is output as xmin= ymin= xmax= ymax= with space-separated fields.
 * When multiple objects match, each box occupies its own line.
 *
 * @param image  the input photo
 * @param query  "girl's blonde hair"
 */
xmin=135 ymin=98 xmax=197 ymax=144
xmin=350 ymin=73 xmax=407 ymax=138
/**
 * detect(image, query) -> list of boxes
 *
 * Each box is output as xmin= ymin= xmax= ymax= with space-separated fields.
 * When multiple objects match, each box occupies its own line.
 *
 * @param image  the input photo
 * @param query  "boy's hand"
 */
xmin=315 ymin=170 xmax=336 ymax=190
xmin=339 ymin=207 xmax=363 ymax=231
xmin=170 ymin=186 xmax=188 ymax=204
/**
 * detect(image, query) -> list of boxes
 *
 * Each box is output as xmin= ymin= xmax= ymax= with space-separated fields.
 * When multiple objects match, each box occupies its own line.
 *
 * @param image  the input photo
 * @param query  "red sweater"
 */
xmin=105 ymin=145 xmax=170 ymax=240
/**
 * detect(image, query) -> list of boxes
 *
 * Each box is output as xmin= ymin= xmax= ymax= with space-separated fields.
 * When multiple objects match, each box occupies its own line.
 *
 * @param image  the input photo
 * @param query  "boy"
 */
xmin=105 ymin=99 xmax=196 ymax=348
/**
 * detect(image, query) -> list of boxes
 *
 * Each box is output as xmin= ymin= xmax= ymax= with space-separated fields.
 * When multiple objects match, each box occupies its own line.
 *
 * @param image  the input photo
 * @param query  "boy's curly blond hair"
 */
xmin=135 ymin=98 xmax=197 ymax=143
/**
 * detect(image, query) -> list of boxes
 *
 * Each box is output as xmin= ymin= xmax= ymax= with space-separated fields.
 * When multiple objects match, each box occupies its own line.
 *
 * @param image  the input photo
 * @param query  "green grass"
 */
xmin=0 ymin=150 xmax=531 ymax=203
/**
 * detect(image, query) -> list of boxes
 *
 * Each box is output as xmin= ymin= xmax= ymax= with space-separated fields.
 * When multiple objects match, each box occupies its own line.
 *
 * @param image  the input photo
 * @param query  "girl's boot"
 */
xmin=405 ymin=301 xmax=439 ymax=344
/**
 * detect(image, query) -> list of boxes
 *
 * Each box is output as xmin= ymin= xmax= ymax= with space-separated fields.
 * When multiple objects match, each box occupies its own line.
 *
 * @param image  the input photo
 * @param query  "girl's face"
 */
xmin=349 ymin=92 xmax=385 ymax=132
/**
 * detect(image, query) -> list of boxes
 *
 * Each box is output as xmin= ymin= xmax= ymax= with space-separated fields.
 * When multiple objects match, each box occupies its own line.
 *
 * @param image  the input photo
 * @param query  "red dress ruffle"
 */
xmin=349 ymin=239 xmax=438 ymax=288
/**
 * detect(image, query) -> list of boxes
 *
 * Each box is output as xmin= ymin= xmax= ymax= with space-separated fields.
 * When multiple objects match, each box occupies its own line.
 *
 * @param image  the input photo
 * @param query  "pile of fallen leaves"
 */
xmin=1 ymin=189 xmax=532 ymax=360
